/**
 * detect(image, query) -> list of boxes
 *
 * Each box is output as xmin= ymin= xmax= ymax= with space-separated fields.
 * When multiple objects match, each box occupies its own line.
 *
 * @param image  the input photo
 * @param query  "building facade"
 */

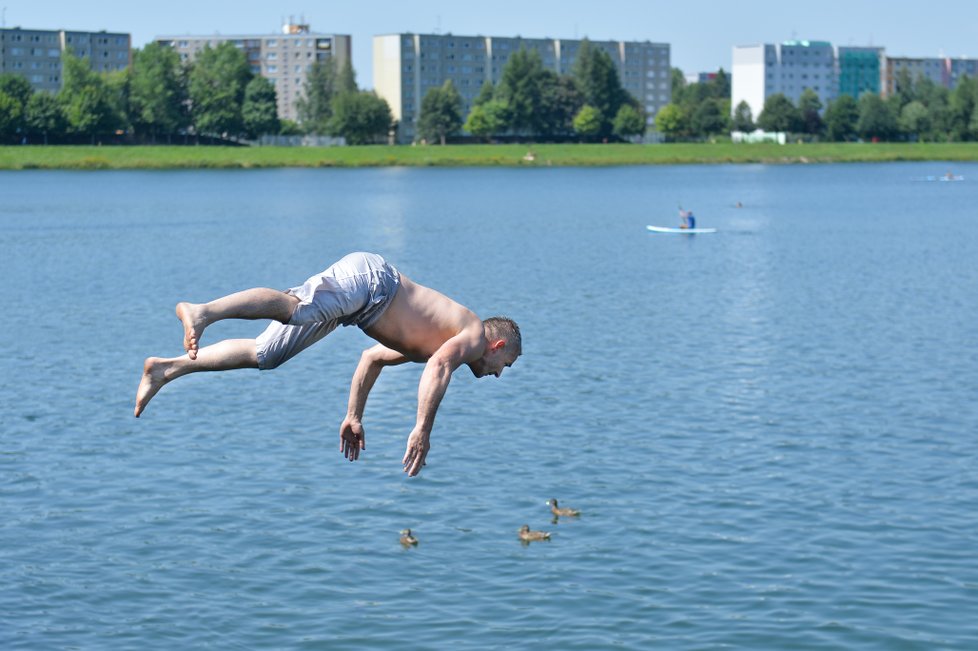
xmin=838 ymin=46 xmax=883 ymax=98
xmin=732 ymin=41 xmax=837 ymax=123
xmin=0 ymin=27 xmax=131 ymax=93
xmin=155 ymin=23 xmax=351 ymax=122
xmin=373 ymin=32 xmax=671 ymax=143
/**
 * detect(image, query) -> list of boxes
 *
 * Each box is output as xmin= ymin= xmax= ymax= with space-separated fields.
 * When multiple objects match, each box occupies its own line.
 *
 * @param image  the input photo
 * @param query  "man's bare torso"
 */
xmin=365 ymin=274 xmax=485 ymax=362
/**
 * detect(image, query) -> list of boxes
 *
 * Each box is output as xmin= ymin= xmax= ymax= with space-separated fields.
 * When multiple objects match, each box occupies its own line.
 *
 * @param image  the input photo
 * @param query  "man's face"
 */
xmin=469 ymin=344 xmax=519 ymax=379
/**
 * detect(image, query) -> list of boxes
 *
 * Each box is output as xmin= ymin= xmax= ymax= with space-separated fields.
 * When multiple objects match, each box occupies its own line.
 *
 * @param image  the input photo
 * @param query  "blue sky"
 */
xmin=5 ymin=1 xmax=977 ymax=88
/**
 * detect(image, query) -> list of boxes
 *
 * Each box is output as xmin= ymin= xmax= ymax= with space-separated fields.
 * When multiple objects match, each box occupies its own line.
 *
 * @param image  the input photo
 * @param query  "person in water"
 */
xmin=134 ymin=252 xmax=522 ymax=477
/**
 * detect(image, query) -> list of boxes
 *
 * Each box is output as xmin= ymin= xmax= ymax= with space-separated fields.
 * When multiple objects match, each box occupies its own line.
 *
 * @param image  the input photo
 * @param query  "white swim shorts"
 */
xmin=255 ymin=252 xmax=400 ymax=370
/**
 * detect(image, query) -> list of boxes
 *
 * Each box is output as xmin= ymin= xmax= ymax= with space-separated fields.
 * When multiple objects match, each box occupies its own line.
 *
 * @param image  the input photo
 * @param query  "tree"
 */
xmin=538 ymin=73 xmax=582 ymax=137
xmin=464 ymin=99 xmax=507 ymax=141
xmin=654 ymin=103 xmax=688 ymax=140
xmin=690 ymin=98 xmax=729 ymax=137
xmin=296 ymin=59 xmax=339 ymax=135
xmin=418 ymin=79 xmax=463 ymax=145
xmin=798 ymin=88 xmax=824 ymax=136
xmin=572 ymin=104 xmax=602 ymax=139
xmin=612 ymin=103 xmax=646 ymax=138
xmin=916 ymin=77 xmax=951 ymax=141
xmin=948 ymin=76 xmax=978 ymax=141
xmin=732 ymin=100 xmax=755 ymax=132
xmin=495 ymin=48 xmax=548 ymax=135
xmin=59 ymin=51 xmax=124 ymax=143
xmin=0 ymin=73 xmax=33 ymax=140
xmin=757 ymin=93 xmax=800 ymax=133
xmin=25 ymin=92 xmax=66 ymax=144
xmin=130 ymin=42 xmax=187 ymax=142
xmin=330 ymin=91 xmax=392 ymax=144
xmin=857 ymin=92 xmax=897 ymax=140
xmin=824 ymin=95 xmax=859 ymax=141
xmin=473 ymin=80 xmax=495 ymax=107
xmin=188 ymin=42 xmax=253 ymax=139
xmin=337 ymin=58 xmax=357 ymax=95
xmin=572 ymin=39 xmax=631 ymax=137
xmin=899 ymin=100 xmax=930 ymax=141
xmin=243 ymin=76 xmax=280 ymax=138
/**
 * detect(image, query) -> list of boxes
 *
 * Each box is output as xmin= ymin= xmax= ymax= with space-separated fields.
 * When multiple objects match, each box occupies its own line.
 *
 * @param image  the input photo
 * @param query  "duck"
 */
xmin=518 ymin=525 xmax=551 ymax=542
xmin=547 ymin=498 xmax=581 ymax=517
xmin=399 ymin=529 xmax=418 ymax=546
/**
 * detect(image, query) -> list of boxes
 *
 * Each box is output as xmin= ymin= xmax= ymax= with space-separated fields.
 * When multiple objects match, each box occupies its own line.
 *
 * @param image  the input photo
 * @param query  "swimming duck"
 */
xmin=400 ymin=529 xmax=418 ymax=546
xmin=518 ymin=525 xmax=551 ymax=542
xmin=547 ymin=499 xmax=580 ymax=517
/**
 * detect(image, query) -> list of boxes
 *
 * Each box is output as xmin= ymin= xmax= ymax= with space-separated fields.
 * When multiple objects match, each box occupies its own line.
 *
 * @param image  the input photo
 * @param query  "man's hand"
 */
xmin=339 ymin=416 xmax=366 ymax=461
xmin=402 ymin=428 xmax=430 ymax=476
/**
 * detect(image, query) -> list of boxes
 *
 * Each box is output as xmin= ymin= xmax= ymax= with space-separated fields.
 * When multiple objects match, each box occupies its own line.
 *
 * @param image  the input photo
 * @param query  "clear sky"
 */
xmin=4 ymin=1 xmax=977 ymax=88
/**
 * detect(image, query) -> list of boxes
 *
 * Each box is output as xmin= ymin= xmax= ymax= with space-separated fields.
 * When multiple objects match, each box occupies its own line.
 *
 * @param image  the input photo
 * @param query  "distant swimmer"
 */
xmin=735 ymin=201 xmax=743 ymax=208
xmin=134 ymin=252 xmax=522 ymax=477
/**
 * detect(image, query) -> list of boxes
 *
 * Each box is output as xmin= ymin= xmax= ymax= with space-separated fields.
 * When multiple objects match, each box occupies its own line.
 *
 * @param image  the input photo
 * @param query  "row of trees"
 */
xmin=654 ymin=66 xmax=978 ymax=142
xmin=0 ymin=43 xmax=395 ymax=145
xmin=413 ymin=40 xmax=647 ymax=144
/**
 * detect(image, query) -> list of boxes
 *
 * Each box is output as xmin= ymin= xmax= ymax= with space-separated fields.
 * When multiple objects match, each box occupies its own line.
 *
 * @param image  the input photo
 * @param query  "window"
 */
xmin=267 ymin=40 xmax=277 ymax=47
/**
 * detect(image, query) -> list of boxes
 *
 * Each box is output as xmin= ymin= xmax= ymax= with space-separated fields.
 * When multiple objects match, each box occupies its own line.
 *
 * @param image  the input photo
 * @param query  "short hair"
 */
xmin=483 ymin=316 xmax=522 ymax=356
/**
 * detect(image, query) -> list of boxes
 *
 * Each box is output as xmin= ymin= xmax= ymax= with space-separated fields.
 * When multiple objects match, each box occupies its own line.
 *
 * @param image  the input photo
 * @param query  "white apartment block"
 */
xmin=0 ymin=27 xmax=131 ymax=93
xmin=732 ymin=41 xmax=837 ymax=122
xmin=155 ymin=23 xmax=351 ymax=122
xmin=374 ymin=33 xmax=671 ymax=143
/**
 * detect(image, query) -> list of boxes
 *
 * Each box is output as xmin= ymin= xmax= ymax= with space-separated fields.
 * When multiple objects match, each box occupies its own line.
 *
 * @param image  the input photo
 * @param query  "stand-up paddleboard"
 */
xmin=647 ymin=225 xmax=717 ymax=234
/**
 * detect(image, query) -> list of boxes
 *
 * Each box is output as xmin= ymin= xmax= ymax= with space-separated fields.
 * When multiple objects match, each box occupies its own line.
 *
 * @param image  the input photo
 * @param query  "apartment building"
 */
xmin=0 ymin=27 xmax=131 ymax=93
xmin=838 ymin=46 xmax=883 ymax=98
xmin=732 ymin=41 xmax=837 ymax=121
xmin=155 ymin=23 xmax=351 ymax=122
xmin=373 ymin=32 xmax=671 ymax=143
xmin=882 ymin=55 xmax=978 ymax=96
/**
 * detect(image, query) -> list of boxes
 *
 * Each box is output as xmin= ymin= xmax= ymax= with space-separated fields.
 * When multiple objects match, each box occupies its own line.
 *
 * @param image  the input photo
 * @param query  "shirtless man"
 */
xmin=134 ymin=252 xmax=521 ymax=476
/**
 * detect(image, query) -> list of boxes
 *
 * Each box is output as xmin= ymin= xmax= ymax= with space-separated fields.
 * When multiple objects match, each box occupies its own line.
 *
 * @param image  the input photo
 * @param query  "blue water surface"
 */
xmin=1 ymin=162 xmax=977 ymax=650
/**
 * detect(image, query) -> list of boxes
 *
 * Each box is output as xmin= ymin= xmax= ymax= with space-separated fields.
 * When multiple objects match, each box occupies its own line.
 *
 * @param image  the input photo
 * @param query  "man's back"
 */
xmin=365 ymin=275 xmax=485 ymax=362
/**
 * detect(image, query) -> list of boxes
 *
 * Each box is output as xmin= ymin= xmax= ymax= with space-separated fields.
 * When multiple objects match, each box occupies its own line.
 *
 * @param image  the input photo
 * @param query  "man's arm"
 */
xmin=340 ymin=344 xmax=409 ymax=461
xmin=402 ymin=331 xmax=484 ymax=476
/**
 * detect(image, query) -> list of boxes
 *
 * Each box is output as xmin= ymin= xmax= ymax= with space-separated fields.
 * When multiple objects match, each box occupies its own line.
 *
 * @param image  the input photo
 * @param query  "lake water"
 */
xmin=2 ymin=162 xmax=977 ymax=650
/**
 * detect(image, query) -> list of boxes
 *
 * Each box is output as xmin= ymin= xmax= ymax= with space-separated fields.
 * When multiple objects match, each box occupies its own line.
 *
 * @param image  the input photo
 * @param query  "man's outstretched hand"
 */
xmin=402 ymin=428 xmax=430 ymax=477
xmin=339 ymin=416 xmax=365 ymax=461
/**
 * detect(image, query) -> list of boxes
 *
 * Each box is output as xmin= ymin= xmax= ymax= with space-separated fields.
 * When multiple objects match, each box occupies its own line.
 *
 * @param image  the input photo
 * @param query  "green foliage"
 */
xmin=824 ymin=95 xmax=859 ymax=141
xmin=473 ymin=81 xmax=495 ymax=107
xmin=655 ymin=103 xmax=688 ymax=140
xmin=25 ymin=92 xmax=66 ymax=143
xmin=612 ymin=103 xmax=646 ymax=138
xmin=296 ymin=59 xmax=339 ymax=135
xmin=243 ymin=76 xmax=280 ymax=138
xmin=59 ymin=51 xmax=125 ymax=140
xmin=733 ymin=100 xmax=754 ymax=132
xmin=495 ymin=49 xmax=548 ymax=135
xmin=188 ymin=42 xmax=253 ymax=139
xmin=798 ymin=88 xmax=824 ymax=136
xmin=691 ymin=98 xmax=729 ymax=137
xmin=573 ymin=104 xmax=602 ymax=139
xmin=0 ymin=74 xmax=34 ymax=132
xmin=899 ymin=101 xmax=930 ymax=140
xmin=857 ymin=92 xmax=897 ymax=140
xmin=571 ymin=40 xmax=632 ymax=137
xmin=464 ymin=100 xmax=507 ymax=141
xmin=130 ymin=43 xmax=188 ymax=140
xmin=0 ymin=91 xmax=24 ymax=139
xmin=330 ymin=91 xmax=392 ymax=144
xmin=948 ymin=76 xmax=978 ymax=141
xmin=337 ymin=59 xmax=358 ymax=95
xmin=278 ymin=119 xmax=303 ymax=136
xmin=538 ymin=73 xmax=582 ymax=137
xmin=418 ymin=80 xmax=464 ymax=144
xmin=757 ymin=93 xmax=801 ymax=133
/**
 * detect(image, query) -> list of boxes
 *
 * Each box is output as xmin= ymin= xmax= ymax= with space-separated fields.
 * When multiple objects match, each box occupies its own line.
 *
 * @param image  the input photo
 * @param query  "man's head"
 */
xmin=470 ymin=316 xmax=522 ymax=378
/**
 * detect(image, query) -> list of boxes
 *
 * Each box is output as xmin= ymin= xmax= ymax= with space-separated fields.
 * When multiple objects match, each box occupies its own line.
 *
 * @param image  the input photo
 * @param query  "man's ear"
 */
xmin=491 ymin=338 xmax=507 ymax=351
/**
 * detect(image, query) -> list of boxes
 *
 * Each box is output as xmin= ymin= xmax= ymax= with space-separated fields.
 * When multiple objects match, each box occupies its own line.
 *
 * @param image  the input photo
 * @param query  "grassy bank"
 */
xmin=1 ymin=142 xmax=977 ymax=170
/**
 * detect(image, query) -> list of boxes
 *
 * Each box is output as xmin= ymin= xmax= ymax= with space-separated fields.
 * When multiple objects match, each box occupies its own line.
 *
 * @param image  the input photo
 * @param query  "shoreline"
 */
xmin=1 ymin=143 xmax=977 ymax=170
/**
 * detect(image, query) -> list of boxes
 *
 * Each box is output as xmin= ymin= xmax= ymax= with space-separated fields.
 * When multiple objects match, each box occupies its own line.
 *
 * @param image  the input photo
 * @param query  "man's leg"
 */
xmin=177 ymin=288 xmax=299 ymax=359
xmin=134 ymin=338 xmax=258 ymax=417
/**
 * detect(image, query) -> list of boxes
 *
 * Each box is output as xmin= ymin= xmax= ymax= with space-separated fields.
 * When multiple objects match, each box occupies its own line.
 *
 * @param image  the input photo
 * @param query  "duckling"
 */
xmin=547 ymin=498 xmax=580 ymax=517
xmin=399 ymin=529 xmax=418 ymax=546
xmin=518 ymin=524 xmax=551 ymax=542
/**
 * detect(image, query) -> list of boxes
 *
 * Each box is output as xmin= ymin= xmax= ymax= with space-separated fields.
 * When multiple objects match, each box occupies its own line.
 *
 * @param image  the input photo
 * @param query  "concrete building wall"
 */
xmin=376 ymin=32 xmax=670 ymax=143
xmin=731 ymin=44 xmax=768 ymax=121
xmin=155 ymin=26 xmax=351 ymax=122
xmin=0 ymin=27 xmax=130 ymax=94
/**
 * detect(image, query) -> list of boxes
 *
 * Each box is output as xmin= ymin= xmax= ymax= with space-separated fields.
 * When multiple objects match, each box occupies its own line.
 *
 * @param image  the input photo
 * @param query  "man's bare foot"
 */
xmin=175 ymin=302 xmax=206 ymax=360
xmin=134 ymin=357 xmax=172 ymax=417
